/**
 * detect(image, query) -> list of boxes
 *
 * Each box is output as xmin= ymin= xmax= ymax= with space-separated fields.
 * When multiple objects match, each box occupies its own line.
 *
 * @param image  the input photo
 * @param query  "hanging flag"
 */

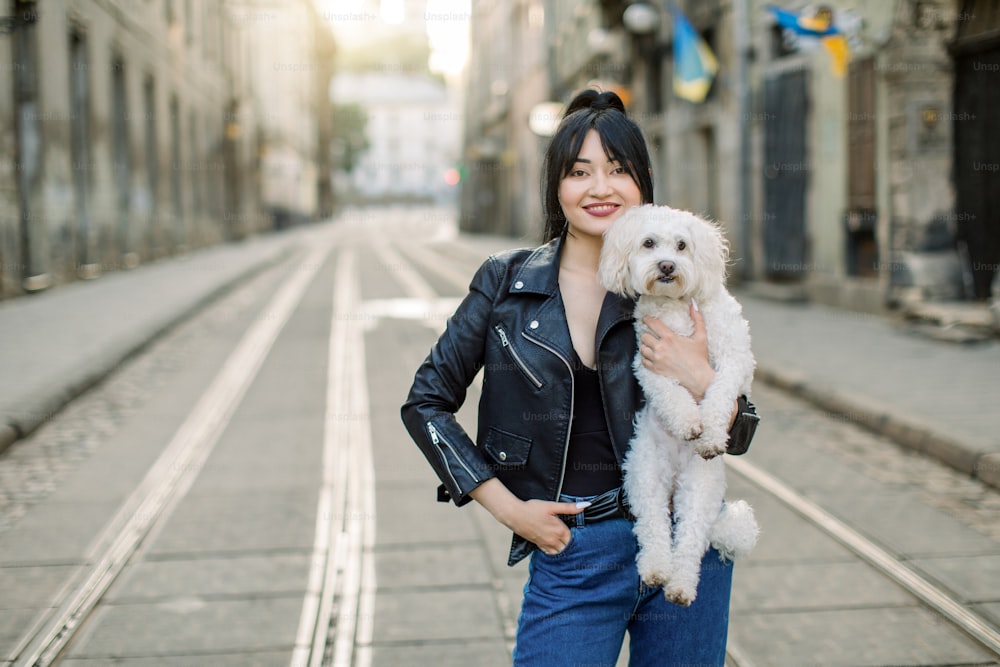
xmin=766 ymin=4 xmax=850 ymax=77
xmin=671 ymin=6 xmax=719 ymax=104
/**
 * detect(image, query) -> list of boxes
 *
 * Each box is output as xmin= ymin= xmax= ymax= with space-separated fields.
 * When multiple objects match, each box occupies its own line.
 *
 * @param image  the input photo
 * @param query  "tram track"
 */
xmin=290 ymin=249 xmax=376 ymax=667
xmin=8 ymin=237 xmax=335 ymax=667
xmin=6 ymin=230 xmax=379 ymax=667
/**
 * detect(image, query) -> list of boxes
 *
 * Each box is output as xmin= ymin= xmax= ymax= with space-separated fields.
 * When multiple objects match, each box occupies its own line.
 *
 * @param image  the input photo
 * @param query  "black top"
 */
xmin=561 ymin=350 xmax=622 ymax=496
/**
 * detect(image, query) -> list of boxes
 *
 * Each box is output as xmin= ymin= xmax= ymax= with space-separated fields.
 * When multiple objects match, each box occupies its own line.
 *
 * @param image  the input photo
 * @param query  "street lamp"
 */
xmin=622 ymin=3 xmax=659 ymax=36
xmin=622 ymin=2 xmax=666 ymax=114
xmin=529 ymin=101 xmax=565 ymax=137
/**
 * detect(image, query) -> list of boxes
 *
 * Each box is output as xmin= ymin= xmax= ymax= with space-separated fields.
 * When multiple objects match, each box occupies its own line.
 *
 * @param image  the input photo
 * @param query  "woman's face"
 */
xmin=558 ymin=129 xmax=643 ymax=242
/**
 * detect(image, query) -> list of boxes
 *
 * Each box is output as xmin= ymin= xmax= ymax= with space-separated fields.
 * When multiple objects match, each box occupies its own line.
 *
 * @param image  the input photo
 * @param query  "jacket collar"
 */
xmin=508 ymin=237 xmax=561 ymax=296
xmin=508 ymin=234 xmax=636 ymax=340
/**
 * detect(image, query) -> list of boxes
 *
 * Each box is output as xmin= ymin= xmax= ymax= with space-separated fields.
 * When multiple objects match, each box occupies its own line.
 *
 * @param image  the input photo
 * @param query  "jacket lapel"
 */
xmin=596 ymin=290 xmax=636 ymax=353
xmin=507 ymin=236 xmax=636 ymax=362
xmin=507 ymin=238 xmax=573 ymax=362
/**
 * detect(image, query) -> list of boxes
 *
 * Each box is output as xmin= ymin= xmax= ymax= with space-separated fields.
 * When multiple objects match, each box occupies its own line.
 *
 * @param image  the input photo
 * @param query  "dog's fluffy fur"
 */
xmin=599 ymin=204 xmax=759 ymax=606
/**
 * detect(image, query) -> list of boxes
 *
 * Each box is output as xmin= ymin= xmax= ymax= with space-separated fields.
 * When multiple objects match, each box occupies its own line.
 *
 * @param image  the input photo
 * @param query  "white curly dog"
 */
xmin=599 ymin=204 xmax=759 ymax=606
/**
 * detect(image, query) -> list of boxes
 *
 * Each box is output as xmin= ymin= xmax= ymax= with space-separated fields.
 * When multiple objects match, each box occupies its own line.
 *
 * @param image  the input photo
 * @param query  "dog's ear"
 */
xmin=598 ymin=207 xmax=642 ymax=297
xmin=688 ymin=213 xmax=730 ymax=299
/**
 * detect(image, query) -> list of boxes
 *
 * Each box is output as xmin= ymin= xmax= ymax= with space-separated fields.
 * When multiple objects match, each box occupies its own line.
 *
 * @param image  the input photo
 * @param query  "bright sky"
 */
xmin=318 ymin=0 xmax=470 ymax=78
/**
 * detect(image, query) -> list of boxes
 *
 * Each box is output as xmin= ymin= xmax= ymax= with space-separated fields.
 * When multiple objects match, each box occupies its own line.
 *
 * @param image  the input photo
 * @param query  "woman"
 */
xmin=401 ymin=89 xmax=759 ymax=666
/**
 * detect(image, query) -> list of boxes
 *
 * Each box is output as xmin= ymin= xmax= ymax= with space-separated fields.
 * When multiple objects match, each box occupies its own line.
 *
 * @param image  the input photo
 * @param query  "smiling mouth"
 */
xmin=584 ymin=203 xmax=620 ymax=216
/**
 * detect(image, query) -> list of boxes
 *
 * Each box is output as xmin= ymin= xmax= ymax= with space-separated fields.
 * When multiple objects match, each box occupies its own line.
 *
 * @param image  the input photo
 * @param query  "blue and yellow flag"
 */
xmin=767 ymin=4 xmax=850 ymax=77
xmin=671 ymin=6 xmax=718 ymax=104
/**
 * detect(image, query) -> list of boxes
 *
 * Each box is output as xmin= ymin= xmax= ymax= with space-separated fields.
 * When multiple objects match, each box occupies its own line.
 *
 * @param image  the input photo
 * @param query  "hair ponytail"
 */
xmin=564 ymin=90 xmax=627 ymax=117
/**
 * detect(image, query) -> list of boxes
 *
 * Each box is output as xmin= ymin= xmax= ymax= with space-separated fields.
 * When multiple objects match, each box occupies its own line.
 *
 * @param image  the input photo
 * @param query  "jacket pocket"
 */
xmin=493 ymin=324 xmax=543 ymax=389
xmin=483 ymin=427 xmax=532 ymax=470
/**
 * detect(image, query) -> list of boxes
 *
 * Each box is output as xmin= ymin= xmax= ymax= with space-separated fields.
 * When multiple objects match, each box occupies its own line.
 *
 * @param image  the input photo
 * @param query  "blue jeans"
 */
xmin=512 ymin=496 xmax=734 ymax=667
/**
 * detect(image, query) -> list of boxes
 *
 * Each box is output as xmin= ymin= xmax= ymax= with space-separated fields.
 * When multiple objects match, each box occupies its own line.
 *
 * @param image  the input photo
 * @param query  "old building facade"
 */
xmin=461 ymin=0 xmax=999 ymax=312
xmin=0 ymin=0 xmax=334 ymax=299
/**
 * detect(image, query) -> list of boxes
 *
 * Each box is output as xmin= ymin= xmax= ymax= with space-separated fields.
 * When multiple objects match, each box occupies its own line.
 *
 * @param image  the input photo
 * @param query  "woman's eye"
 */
xmin=570 ymin=169 xmax=587 ymax=177
xmin=678 ymin=240 xmax=687 ymax=251
xmin=642 ymin=238 xmax=655 ymax=249
xmin=612 ymin=166 xmax=627 ymax=175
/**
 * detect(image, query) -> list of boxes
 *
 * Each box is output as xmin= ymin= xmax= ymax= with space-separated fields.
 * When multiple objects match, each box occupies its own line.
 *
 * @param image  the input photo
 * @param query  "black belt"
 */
xmin=559 ymin=486 xmax=636 ymax=528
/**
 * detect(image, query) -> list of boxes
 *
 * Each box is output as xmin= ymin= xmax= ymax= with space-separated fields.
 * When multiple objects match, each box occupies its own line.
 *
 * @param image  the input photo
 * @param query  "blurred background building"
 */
xmin=0 ymin=0 xmax=334 ymax=299
xmin=460 ymin=0 xmax=1000 ymax=316
xmin=326 ymin=0 xmax=463 ymax=207
xmin=331 ymin=71 xmax=460 ymax=205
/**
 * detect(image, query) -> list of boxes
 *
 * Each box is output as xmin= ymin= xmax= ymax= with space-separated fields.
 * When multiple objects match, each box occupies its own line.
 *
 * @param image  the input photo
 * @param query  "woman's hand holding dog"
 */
xmin=640 ymin=302 xmax=715 ymax=402
xmin=640 ymin=303 xmax=740 ymax=430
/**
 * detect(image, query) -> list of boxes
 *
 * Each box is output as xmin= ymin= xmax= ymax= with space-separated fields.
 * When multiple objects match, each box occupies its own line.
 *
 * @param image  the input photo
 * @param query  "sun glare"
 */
xmin=425 ymin=0 xmax=470 ymax=78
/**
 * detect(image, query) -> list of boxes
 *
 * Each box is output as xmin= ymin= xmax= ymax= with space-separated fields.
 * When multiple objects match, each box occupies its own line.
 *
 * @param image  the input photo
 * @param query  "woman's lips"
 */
xmin=583 ymin=203 xmax=620 ymax=217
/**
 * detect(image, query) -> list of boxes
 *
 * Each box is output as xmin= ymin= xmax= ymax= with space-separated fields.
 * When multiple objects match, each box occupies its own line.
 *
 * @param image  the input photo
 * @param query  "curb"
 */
xmin=755 ymin=365 xmax=1000 ymax=492
xmin=0 ymin=242 xmax=297 ymax=458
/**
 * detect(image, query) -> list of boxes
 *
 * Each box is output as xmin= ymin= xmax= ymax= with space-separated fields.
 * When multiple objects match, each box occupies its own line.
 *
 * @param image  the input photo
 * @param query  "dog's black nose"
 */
xmin=658 ymin=260 xmax=676 ymax=276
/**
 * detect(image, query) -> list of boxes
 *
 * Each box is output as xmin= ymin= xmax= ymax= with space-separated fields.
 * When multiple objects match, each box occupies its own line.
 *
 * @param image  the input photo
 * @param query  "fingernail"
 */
xmin=576 ymin=501 xmax=592 ymax=509
xmin=691 ymin=298 xmax=700 ymax=311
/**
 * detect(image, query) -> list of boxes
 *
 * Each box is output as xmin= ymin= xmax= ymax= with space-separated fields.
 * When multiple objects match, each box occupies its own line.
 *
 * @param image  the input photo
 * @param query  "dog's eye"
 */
xmin=642 ymin=238 xmax=655 ymax=249
xmin=677 ymin=240 xmax=687 ymax=251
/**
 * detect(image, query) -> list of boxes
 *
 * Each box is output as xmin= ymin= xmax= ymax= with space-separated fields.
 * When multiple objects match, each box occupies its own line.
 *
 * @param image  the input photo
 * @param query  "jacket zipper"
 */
xmin=494 ymin=325 xmax=543 ymax=388
xmin=427 ymin=422 xmax=480 ymax=487
xmin=522 ymin=331 xmax=573 ymax=500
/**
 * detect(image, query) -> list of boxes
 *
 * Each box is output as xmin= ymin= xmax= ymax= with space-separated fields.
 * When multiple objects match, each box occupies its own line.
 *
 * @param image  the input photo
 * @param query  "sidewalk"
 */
xmin=0 ymin=228 xmax=306 ymax=456
xmin=736 ymin=292 xmax=1000 ymax=490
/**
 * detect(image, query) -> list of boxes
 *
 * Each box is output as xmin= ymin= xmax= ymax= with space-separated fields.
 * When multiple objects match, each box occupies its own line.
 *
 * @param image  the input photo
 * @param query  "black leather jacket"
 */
xmin=401 ymin=236 xmax=758 ymax=565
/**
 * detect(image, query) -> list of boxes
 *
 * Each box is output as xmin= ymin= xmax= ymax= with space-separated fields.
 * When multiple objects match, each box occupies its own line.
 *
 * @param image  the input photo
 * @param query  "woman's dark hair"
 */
xmin=541 ymin=89 xmax=654 ymax=242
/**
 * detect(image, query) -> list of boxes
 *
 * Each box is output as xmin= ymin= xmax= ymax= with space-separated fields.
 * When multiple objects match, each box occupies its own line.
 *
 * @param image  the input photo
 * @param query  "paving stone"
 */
xmin=145 ymin=491 xmax=318 ymax=556
xmin=0 ymin=564 xmax=78 ymax=608
xmin=375 ymin=543 xmax=492 ymax=590
xmin=0 ymin=606 xmax=51 ymax=651
xmin=371 ymin=638 xmax=511 ymax=667
xmin=375 ymin=482 xmax=481 ymax=547
xmin=975 ymin=601 xmax=1000 ymax=628
xmin=730 ymin=560 xmax=916 ymax=612
xmin=908 ymin=553 xmax=1000 ymax=603
xmin=729 ymin=606 xmax=998 ymax=666
xmin=721 ymin=485 xmax=857 ymax=564
xmin=66 ymin=597 xmax=302 ymax=659
xmin=830 ymin=491 xmax=998 ymax=558
xmin=0 ymin=500 xmax=120 ymax=565
xmin=372 ymin=588 xmax=504 ymax=644
xmin=106 ymin=554 xmax=311 ymax=602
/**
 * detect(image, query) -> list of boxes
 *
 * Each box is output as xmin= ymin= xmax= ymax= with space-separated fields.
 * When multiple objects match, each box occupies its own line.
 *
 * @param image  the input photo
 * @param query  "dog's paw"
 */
xmin=695 ymin=441 xmax=726 ymax=459
xmin=641 ymin=571 xmax=669 ymax=588
xmin=681 ymin=419 xmax=703 ymax=441
xmin=636 ymin=555 xmax=670 ymax=587
xmin=663 ymin=584 xmax=695 ymax=607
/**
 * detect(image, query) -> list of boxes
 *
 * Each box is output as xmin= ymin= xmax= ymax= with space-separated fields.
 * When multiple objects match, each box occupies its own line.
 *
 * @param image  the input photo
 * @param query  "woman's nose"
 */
xmin=588 ymin=172 xmax=613 ymax=197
